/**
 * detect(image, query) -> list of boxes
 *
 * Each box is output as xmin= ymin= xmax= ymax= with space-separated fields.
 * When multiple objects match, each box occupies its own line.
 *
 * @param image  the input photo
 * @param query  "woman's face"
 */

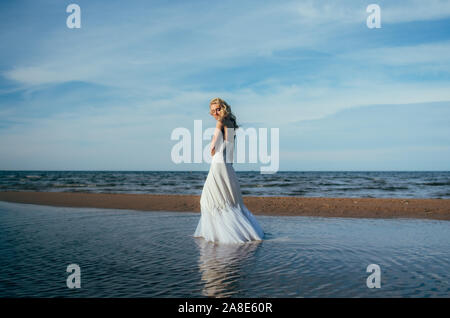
xmin=210 ymin=103 xmax=221 ymax=120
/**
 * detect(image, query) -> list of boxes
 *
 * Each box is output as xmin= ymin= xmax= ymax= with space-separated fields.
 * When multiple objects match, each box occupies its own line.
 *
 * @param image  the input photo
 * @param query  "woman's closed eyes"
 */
xmin=210 ymin=107 xmax=220 ymax=115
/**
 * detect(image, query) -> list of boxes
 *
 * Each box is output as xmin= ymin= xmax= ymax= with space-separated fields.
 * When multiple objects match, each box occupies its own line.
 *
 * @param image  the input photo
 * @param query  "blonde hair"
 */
xmin=209 ymin=97 xmax=239 ymax=129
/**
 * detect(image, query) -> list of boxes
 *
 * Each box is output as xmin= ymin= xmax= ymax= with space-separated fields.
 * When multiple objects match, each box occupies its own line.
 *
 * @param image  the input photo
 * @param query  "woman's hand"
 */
xmin=211 ymin=146 xmax=216 ymax=156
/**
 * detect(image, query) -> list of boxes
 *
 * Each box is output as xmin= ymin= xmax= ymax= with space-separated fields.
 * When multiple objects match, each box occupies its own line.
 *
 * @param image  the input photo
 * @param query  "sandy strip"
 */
xmin=0 ymin=191 xmax=449 ymax=220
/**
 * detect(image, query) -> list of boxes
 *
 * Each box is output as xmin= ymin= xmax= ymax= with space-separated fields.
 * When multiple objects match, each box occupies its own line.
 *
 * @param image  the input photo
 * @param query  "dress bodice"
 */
xmin=213 ymin=126 xmax=235 ymax=164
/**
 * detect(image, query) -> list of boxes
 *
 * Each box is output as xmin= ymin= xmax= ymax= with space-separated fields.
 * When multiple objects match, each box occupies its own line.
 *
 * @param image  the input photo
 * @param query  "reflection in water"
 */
xmin=194 ymin=238 xmax=262 ymax=298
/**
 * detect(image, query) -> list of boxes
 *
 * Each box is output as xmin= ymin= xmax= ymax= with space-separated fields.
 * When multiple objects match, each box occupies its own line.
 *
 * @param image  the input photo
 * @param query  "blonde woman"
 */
xmin=193 ymin=98 xmax=264 ymax=244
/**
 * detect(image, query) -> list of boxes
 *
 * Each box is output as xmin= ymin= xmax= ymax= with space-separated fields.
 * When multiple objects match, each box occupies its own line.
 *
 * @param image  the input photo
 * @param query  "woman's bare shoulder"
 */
xmin=216 ymin=120 xmax=224 ymax=129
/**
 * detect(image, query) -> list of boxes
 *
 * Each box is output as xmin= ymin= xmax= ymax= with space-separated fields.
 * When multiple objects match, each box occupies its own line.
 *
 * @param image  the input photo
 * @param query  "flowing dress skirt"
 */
xmin=193 ymin=141 xmax=264 ymax=244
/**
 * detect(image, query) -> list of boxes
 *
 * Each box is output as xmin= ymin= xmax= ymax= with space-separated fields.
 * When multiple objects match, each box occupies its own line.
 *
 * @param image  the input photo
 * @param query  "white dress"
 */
xmin=193 ymin=125 xmax=264 ymax=244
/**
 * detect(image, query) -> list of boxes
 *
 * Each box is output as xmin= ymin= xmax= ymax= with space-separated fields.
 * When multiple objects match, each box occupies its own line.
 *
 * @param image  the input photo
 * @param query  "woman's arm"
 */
xmin=211 ymin=120 xmax=224 ymax=156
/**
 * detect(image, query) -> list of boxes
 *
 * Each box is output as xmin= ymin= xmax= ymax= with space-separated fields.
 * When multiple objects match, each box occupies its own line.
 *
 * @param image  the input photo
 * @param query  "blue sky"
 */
xmin=0 ymin=0 xmax=449 ymax=171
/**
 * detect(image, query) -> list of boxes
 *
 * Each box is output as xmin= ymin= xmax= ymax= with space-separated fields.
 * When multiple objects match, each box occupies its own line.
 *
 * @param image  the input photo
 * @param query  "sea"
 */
xmin=0 ymin=170 xmax=449 ymax=198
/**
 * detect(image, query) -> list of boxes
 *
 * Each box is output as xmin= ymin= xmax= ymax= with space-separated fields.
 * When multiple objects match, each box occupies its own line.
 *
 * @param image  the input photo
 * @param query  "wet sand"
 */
xmin=0 ymin=191 xmax=449 ymax=220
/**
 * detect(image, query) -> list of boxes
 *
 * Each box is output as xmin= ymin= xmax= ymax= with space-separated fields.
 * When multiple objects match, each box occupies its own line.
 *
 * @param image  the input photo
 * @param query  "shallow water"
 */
xmin=0 ymin=201 xmax=448 ymax=297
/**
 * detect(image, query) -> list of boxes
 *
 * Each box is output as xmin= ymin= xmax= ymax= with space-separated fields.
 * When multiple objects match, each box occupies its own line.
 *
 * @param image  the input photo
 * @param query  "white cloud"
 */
xmin=381 ymin=0 xmax=450 ymax=23
xmin=5 ymin=66 xmax=86 ymax=86
xmin=289 ymin=0 xmax=450 ymax=26
xmin=340 ymin=41 xmax=450 ymax=66
xmin=282 ymin=145 xmax=450 ymax=161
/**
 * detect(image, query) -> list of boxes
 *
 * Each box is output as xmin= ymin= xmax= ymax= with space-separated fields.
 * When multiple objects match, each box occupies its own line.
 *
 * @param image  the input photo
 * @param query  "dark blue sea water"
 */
xmin=0 ymin=201 xmax=449 ymax=297
xmin=1 ymin=171 xmax=449 ymax=198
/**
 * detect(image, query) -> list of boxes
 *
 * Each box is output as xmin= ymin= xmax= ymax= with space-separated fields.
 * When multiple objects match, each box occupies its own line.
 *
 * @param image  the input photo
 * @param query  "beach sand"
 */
xmin=0 ymin=191 xmax=449 ymax=220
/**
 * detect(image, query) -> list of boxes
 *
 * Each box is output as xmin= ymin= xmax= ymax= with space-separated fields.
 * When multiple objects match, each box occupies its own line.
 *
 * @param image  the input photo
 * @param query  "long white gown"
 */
xmin=193 ymin=125 xmax=264 ymax=244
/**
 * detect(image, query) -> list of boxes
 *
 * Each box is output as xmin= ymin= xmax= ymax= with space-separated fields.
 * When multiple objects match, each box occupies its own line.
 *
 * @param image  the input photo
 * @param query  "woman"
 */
xmin=193 ymin=97 xmax=264 ymax=244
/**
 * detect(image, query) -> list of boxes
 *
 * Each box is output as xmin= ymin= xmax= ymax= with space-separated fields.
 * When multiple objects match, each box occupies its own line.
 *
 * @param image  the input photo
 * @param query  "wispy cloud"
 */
xmin=293 ymin=0 xmax=450 ymax=24
xmin=340 ymin=41 xmax=450 ymax=66
xmin=0 ymin=0 xmax=449 ymax=170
